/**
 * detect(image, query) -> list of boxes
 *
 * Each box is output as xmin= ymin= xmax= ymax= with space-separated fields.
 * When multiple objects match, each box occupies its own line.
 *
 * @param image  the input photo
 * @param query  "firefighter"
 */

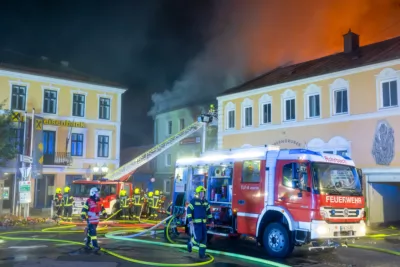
xmin=158 ymin=191 xmax=166 ymax=213
xmin=81 ymin=187 xmax=107 ymax=252
xmin=120 ymin=189 xmax=132 ymax=220
xmin=187 ymin=186 xmax=214 ymax=259
xmin=149 ymin=190 xmax=160 ymax=219
xmin=62 ymin=186 xmax=74 ymax=222
xmin=132 ymin=188 xmax=144 ymax=221
xmin=53 ymin=188 xmax=63 ymax=220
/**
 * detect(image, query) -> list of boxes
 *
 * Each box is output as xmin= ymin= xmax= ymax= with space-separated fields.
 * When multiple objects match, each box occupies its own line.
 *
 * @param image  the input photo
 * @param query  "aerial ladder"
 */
xmin=104 ymin=105 xmax=217 ymax=182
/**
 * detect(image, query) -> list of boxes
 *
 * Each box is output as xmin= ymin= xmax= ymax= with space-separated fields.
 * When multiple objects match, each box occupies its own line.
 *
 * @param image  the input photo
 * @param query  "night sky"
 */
xmin=1 ymin=0 xmax=399 ymax=149
xmin=0 ymin=0 xmax=215 ymax=147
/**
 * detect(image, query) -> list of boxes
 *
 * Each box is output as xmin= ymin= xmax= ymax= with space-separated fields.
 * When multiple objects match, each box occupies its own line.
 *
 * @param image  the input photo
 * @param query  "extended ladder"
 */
xmin=105 ymin=121 xmax=204 ymax=181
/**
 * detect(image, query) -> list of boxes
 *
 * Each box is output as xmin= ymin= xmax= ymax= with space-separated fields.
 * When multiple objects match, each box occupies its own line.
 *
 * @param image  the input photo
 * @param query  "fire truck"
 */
xmin=69 ymin=110 xmax=215 ymax=216
xmin=169 ymin=145 xmax=366 ymax=258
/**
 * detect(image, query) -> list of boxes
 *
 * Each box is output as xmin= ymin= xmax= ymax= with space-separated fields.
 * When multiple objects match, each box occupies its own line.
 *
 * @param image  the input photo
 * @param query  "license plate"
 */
xmin=340 ymin=225 xmax=353 ymax=231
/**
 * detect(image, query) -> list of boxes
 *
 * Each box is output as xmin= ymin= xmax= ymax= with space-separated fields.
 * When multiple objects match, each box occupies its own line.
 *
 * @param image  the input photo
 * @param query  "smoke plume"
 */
xmin=149 ymin=0 xmax=400 ymax=115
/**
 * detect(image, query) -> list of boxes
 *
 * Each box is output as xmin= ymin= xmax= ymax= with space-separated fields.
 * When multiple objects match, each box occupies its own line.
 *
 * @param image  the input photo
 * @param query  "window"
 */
xmin=381 ymin=80 xmax=398 ymax=108
xmin=241 ymin=98 xmax=253 ymax=127
xmin=167 ymin=121 xmax=172 ymax=135
xmin=307 ymin=94 xmax=320 ymax=118
xmin=262 ymin=103 xmax=272 ymax=124
xmin=241 ymin=160 xmax=260 ymax=183
xmin=97 ymin=135 xmax=109 ymax=158
xmin=333 ymin=89 xmax=348 ymax=114
xmin=225 ymin=102 xmax=236 ymax=129
xmin=285 ymin=98 xmax=296 ymax=121
xmin=244 ymin=107 xmax=253 ymax=126
xmin=282 ymin=89 xmax=296 ymax=122
xmin=336 ymin=150 xmax=348 ymax=156
xmin=71 ymin=133 xmax=84 ymax=156
xmin=228 ymin=110 xmax=235 ymax=129
xmin=43 ymin=89 xmax=57 ymax=114
xmin=99 ymin=97 xmax=111 ymax=120
xmin=72 ymin=94 xmax=85 ymax=117
xmin=65 ymin=175 xmax=83 ymax=186
xmin=164 ymin=179 xmax=171 ymax=194
xmin=10 ymin=128 xmax=24 ymax=154
xmin=166 ymin=153 xmax=172 ymax=166
xmin=179 ymin=118 xmax=185 ymax=131
xmin=259 ymin=94 xmax=272 ymax=125
xmin=11 ymin=85 xmax=27 ymax=111
xmin=282 ymin=163 xmax=293 ymax=188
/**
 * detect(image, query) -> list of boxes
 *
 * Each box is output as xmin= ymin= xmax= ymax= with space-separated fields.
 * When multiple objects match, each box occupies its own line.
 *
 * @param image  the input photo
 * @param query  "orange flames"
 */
xmin=220 ymin=0 xmax=400 ymax=77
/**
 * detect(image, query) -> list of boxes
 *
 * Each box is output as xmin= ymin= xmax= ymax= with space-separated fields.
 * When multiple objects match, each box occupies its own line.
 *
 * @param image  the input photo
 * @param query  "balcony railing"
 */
xmin=43 ymin=152 xmax=73 ymax=166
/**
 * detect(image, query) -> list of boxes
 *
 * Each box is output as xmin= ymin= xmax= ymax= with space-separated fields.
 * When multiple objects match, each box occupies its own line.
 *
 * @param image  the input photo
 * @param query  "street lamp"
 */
xmin=92 ymin=164 xmax=109 ymax=180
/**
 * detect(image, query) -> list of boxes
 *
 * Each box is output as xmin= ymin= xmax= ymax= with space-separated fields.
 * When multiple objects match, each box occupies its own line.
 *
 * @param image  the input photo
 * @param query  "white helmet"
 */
xmin=90 ymin=187 xmax=99 ymax=197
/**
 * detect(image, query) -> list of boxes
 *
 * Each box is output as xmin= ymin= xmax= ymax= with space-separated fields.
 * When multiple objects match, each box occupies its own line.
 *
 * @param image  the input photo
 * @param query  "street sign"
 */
xmin=20 ymin=155 xmax=33 ymax=164
xmin=19 ymin=181 xmax=31 ymax=204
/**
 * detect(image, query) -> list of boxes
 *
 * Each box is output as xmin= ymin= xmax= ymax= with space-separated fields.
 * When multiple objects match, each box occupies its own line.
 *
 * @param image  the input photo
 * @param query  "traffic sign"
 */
xmin=20 ymin=155 xmax=33 ymax=164
xmin=19 ymin=166 xmax=32 ymax=179
xmin=19 ymin=181 xmax=32 ymax=204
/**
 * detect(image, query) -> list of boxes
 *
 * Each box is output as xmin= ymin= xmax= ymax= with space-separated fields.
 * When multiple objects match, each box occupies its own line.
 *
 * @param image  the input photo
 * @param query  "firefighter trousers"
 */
xmin=122 ymin=206 xmax=131 ymax=219
xmin=63 ymin=206 xmax=72 ymax=221
xmin=149 ymin=207 xmax=158 ymax=218
xmin=85 ymin=223 xmax=99 ymax=248
xmin=190 ymin=223 xmax=207 ymax=257
xmin=133 ymin=205 xmax=142 ymax=218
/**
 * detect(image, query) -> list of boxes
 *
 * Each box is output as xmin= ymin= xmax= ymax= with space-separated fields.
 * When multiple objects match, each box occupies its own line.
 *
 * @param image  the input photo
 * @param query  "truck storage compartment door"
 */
xmin=232 ymin=160 xmax=266 ymax=236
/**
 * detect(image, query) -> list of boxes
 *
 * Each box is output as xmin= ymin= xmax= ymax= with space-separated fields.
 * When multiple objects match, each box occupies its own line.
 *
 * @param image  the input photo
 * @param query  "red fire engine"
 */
xmin=169 ymin=145 xmax=366 ymax=258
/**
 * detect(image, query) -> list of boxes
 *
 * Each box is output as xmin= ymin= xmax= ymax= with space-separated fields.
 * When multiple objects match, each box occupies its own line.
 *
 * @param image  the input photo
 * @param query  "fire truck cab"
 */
xmin=171 ymin=145 xmax=366 ymax=258
xmin=71 ymin=179 xmax=133 ymax=216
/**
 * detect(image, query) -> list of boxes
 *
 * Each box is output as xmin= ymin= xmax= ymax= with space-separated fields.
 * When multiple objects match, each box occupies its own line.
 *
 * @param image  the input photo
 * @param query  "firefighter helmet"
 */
xmin=64 ymin=186 xmax=70 ymax=193
xmin=134 ymin=188 xmax=140 ymax=194
xmin=195 ymin=186 xmax=206 ymax=193
xmin=148 ymin=192 xmax=154 ymax=197
xmin=155 ymin=190 xmax=160 ymax=196
xmin=56 ymin=187 xmax=62 ymax=194
xmin=120 ymin=189 xmax=126 ymax=196
xmin=90 ymin=187 xmax=99 ymax=197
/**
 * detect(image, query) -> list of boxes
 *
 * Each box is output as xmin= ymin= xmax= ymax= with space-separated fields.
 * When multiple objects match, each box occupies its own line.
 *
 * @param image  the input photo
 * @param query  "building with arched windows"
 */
xmin=216 ymin=31 xmax=400 ymax=226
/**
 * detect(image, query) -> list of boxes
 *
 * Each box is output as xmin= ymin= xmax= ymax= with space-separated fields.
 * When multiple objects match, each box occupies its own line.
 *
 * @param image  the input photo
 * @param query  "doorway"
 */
xmin=43 ymin=131 xmax=56 ymax=165
xmin=35 ymin=174 xmax=55 ymax=208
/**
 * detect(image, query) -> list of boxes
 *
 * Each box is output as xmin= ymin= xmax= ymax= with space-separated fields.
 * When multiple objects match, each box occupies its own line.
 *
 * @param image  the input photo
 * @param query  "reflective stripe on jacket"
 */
xmin=187 ymin=197 xmax=212 ymax=224
xmin=63 ymin=194 xmax=74 ymax=206
xmin=133 ymin=194 xmax=143 ymax=206
xmin=81 ymin=198 xmax=106 ymax=224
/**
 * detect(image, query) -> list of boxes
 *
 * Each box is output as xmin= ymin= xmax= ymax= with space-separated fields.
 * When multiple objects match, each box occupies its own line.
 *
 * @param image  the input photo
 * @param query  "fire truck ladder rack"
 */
xmin=105 ymin=121 xmax=204 ymax=181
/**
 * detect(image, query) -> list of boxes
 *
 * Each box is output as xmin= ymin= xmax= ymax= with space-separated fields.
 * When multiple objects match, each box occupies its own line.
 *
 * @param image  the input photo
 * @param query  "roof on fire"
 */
xmin=220 ymin=34 xmax=400 ymax=96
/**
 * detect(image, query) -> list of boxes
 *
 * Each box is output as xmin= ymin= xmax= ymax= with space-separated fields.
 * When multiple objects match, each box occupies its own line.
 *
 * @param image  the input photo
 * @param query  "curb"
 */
xmin=348 ymin=244 xmax=400 ymax=256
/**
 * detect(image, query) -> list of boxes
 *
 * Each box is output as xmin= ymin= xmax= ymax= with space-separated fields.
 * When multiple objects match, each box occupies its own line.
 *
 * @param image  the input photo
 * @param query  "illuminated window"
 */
xmin=242 ymin=160 xmax=260 ymax=183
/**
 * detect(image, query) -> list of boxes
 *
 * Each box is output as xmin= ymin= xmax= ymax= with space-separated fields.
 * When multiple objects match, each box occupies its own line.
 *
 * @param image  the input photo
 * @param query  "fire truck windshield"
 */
xmin=71 ymin=183 xmax=93 ymax=197
xmin=311 ymin=163 xmax=362 ymax=196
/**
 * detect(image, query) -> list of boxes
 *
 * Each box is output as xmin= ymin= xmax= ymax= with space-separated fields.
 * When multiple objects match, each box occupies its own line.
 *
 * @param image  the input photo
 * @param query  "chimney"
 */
xmin=343 ymin=29 xmax=359 ymax=53
xmin=61 ymin=61 xmax=69 ymax=67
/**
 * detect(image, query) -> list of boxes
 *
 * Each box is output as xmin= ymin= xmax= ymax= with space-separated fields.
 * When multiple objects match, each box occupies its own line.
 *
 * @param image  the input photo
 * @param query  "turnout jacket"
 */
xmin=187 ymin=197 xmax=213 ymax=224
xmin=81 ymin=197 xmax=107 ymax=224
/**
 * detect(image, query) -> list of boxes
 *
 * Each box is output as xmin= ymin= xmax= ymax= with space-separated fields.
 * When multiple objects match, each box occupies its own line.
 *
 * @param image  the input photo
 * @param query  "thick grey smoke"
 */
xmin=148 ymin=2 xmax=247 ymax=116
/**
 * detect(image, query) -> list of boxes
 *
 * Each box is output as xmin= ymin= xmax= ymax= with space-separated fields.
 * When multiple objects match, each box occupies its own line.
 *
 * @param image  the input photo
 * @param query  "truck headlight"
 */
xmin=316 ymin=225 xmax=328 ymax=235
xmin=359 ymin=225 xmax=366 ymax=235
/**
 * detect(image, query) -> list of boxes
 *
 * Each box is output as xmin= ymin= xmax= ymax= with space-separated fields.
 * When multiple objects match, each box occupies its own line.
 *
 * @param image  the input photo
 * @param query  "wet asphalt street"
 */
xmin=0 ymin=226 xmax=398 ymax=267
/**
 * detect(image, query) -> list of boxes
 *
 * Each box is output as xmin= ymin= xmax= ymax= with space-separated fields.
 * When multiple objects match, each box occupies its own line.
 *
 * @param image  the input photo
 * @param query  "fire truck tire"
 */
xmin=263 ymin=222 xmax=294 ymax=258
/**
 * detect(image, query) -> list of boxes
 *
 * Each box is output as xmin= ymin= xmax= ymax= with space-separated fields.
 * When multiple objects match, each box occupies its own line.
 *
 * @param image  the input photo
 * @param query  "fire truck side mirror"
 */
xmin=357 ymin=168 xmax=363 ymax=189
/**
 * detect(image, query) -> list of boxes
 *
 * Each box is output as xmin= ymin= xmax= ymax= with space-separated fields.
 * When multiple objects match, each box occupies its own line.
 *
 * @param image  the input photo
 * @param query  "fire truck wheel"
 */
xmin=263 ymin=222 xmax=294 ymax=258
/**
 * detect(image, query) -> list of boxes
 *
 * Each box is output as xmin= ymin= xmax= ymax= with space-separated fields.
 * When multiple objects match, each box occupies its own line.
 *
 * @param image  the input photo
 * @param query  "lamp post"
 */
xmin=92 ymin=164 xmax=109 ymax=180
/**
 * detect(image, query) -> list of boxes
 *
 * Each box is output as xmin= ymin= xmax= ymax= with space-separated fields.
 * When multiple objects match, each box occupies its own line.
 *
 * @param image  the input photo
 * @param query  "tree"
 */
xmin=0 ymin=102 xmax=18 ymax=165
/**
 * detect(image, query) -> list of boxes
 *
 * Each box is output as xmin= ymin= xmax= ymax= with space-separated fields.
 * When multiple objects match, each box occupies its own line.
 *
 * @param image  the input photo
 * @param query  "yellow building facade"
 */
xmin=0 ymin=67 xmax=126 ymax=210
xmin=217 ymin=37 xmax=400 ymax=225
